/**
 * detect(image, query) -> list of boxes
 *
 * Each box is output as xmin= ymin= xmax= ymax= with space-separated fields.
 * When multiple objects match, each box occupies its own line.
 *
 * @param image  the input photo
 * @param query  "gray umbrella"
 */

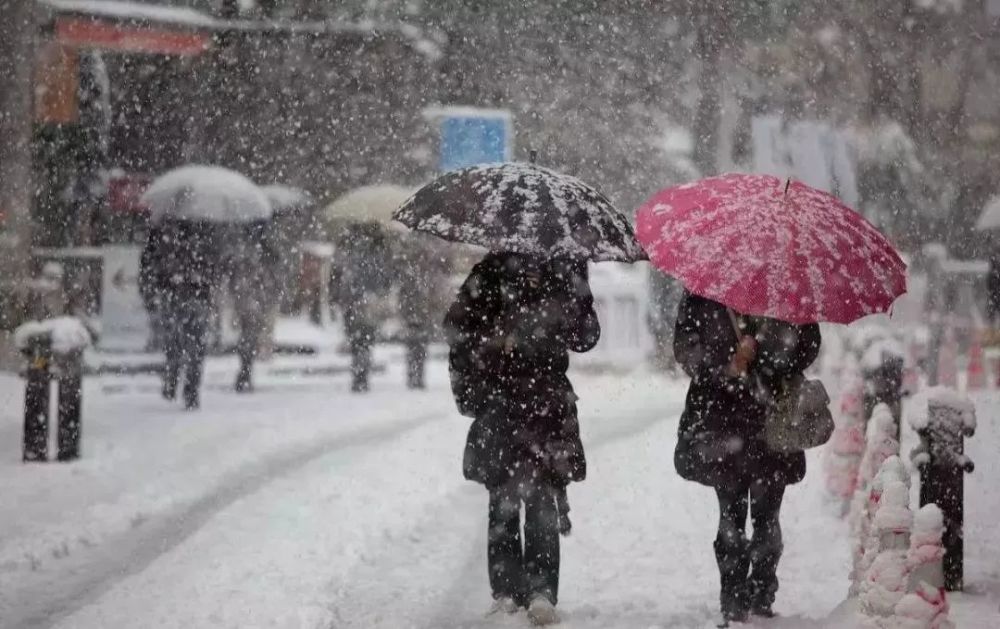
xmin=392 ymin=162 xmax=647 ymax=262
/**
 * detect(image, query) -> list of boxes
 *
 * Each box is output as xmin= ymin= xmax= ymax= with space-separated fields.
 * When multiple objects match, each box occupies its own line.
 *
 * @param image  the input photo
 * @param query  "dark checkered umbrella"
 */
xmin=392 ymin=162 xmax=646 ymax=262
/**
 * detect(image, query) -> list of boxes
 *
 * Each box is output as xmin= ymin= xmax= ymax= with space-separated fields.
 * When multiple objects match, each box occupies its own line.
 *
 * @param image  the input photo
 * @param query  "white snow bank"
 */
xmin=14 ymin=317 xmax=93 ymax=353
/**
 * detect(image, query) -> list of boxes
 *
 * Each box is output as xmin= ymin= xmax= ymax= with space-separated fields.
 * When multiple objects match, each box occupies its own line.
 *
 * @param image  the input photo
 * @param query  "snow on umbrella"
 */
xmin=393 ymin=162 xmax=646 ymax=262
xmin=635 ymin=173 xmax=907 ymax=324
xmin=325 ymin=184 xmax=413 ymax=226
xmin=262 ymin=184 xmax=311 ymax=214
xmin=142 ymin=165 xmax=272 ymax=224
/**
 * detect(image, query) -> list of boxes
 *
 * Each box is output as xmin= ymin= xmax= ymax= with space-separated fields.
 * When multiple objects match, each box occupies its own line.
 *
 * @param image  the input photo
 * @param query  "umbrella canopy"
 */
xmin=262 ymin=184 xmax=311 ymax=214
xmin=142 ymin=165 xmax=272 ymax=224
xmin=976 ymin=195 xmax=1000 ymax=230
xmin=635 ymin=173 xmax=907 ymax=324
xmin=325 ymin=184 xmax=413 ymax=225
xmin=393 ymin=162 xmax=646 ymax=262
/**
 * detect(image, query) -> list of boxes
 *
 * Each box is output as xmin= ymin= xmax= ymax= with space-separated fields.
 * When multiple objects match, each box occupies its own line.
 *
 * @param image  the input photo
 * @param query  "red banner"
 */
xmin=55 ymin=18 xmax=211 ymax=56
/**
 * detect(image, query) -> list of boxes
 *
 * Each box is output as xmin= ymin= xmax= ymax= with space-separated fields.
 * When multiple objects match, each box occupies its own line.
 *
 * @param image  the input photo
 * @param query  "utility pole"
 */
xmin=0 ymin=0 xmax=38 ymax=334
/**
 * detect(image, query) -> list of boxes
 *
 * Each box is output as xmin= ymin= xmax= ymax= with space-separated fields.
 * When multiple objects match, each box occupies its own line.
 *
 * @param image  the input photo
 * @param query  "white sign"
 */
xmin=100 ymin=245 xmax=150 ymax=352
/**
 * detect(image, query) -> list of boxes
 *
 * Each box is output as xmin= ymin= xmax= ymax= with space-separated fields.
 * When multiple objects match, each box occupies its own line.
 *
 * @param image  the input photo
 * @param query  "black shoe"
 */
xmin=234 ymin=373 xmax=253 ymax=393
xmin=351 ymin=379 xmax=369 ymax=393
xmin=162 ymin=382 xmax=177 ymax=401
xmin=750 ymin=604 xmax=775 ymax=618
xmin=718 ymin=608 xmax=749 ymax=627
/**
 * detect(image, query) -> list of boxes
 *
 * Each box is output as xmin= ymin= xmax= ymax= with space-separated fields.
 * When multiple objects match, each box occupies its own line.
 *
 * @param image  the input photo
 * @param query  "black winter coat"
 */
xmin=140 ymin=220 xmax=223 ymax=306
xmin=445 ymin=253 xmax=600 ymax=489
xmin=673 ymin=291 xmax=821 ymax=487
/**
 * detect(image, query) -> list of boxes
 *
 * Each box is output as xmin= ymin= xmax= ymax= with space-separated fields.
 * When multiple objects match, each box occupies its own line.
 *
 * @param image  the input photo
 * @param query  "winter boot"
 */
xmin=715 ymin=535 xmax=750 ymax=627
xmin=162 ymin=376 xmax=177 ymax=401
xmin=234 ymin=366 xmax=253 ymax=393
xmin=183 ymin=386 xmax=200 ymax=410
xmin=486 ymin=596 xmax=520 ymax=616
xmin=527 ymin=595 xmax=559 ymax=626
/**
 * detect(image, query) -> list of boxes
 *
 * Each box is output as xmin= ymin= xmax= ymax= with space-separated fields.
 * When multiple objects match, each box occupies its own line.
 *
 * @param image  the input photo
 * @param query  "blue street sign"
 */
xmin=437 ymin=109 xmax=512 ymax=171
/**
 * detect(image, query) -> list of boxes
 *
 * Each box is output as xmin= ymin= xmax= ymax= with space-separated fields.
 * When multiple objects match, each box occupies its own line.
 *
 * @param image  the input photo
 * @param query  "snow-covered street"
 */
xmin=1 ymin=357 xmax=998 ymax=629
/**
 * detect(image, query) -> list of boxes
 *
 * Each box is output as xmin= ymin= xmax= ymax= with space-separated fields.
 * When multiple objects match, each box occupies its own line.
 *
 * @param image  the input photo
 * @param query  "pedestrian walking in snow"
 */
xmin=394 ymin=233 xmax=450 ymax=389
xmin=139 ymin=165 xmax=273 ymax=409
xmin=445 ymin=252 xmax=599 ymax=625
xmin=226 ymin=220 xmax=280 ymax=392
xmin=140 ymin=220 xmax=223 ymax=410
xmin=635 ymin=174 xmax=905 ymax=624
xmin=673 ymin=291 xmax=821 ymax=624
xmin=331 ymin=221 xmax=394 ymax=393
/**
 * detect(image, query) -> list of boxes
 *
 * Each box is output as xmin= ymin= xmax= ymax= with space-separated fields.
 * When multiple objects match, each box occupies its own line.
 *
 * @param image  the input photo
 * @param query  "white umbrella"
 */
xmin=143 ymin=165 xmax=272 ymax=224
xmin=324 ymin=184 xmax=413 ymax=225
xmin=977 ymin=196 xmax=1000 ymax=230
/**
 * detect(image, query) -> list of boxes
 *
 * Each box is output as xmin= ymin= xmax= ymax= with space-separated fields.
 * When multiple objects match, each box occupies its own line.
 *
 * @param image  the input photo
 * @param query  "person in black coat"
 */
xmin=445 ymin=252 xmax=599 ymax=624
xmin=330 ymin=222 xmax=394 ymax=392
xmin=672 ymin=290 xmax=820 ymax=625
xmin=226 ymin=221 xmax=280 ymax=393
xmin=140 ymin=219 xmax=223 ymax=409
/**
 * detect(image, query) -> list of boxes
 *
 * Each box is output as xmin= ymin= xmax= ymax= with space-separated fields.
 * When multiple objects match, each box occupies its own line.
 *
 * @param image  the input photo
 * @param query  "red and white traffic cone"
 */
xmin=966 ymin=330 xmax=986 ymax=391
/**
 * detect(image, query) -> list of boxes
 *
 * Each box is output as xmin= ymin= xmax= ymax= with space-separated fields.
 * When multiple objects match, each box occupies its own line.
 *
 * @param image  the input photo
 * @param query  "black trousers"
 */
xmin=163 ymin=298 xmax=209 ymax=405
xmin=236 ymin=312 xmax=265 ymax=386
xmin=404 ymin=334 xmax=427 ymax=389
xmin=714 ymin=479 xmax=785 ymax=614
xmin=487 ymin=481 xmax=560 ymax=606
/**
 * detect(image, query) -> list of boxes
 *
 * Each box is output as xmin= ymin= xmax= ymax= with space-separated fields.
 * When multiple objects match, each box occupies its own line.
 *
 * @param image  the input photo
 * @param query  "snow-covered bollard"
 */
xmin=848 ymin=410 xmax=902 ymax=596
xmin=860 ymin=480 xmax=913 ymax=618
xmin=851 ymin=457 xmax=911 ymax=596
xmin=862 ymin=338 xmax=906 ymax=437
xmin=909 ymin=387 xmax=975 ymax=591
xmin=858 ymin=404 xmax=901 ymax=496
xmin=893 ymin=582 xmax=954 ymax=629
xmin=14 ymin=317 xmax=93 ymax=462
xmin=888 ymin=505 xmax=954 ymax=629
xmin=907 ymin=505 xmax=946 ymax=591
xmin=824 ymin=370 xmax=867 ymax=508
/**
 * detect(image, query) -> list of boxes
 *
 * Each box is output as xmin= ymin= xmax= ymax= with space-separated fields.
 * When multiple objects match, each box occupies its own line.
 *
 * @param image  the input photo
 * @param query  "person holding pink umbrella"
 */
xmin=636 ymin=174 xmax=907 ymax=626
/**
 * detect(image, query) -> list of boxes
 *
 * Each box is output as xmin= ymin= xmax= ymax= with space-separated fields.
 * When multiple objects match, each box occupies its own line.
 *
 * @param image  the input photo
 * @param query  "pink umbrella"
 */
xmin=635 ymin=173 xmax=906 ymax=324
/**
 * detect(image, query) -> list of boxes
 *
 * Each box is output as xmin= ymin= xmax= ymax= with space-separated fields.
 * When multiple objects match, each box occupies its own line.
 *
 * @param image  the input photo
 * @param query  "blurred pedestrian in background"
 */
xmin=331 ymin=221 xmax=394 ymax=392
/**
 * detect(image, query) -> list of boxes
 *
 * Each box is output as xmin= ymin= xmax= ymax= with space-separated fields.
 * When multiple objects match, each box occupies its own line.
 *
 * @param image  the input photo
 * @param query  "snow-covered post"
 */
xmin=14 ymin=317 xmax=93 ymax=462
xmin=18 ymin=329 xmax=52 ymax=462
xmin=907 ymin=504 xmax=946 ymax=591
xmin=893 ymin=582 xmax=954 ymax=629
xmin=909 ymin=388 xmax=975 ymax=591
xmin=56 ymin=344 xmax=85 ymax=461
xmin=848 ymin=406 xmax=901 ymax=586
xmin=825 ymin=369 xmax=867 ymax=510
xmin=891 ymin=505 xmax=953 ymax=629
xmin=862 ymin=339 xmax=906 ymax=441
xmin=858 ymin=404 xmax=901 ymax=493
xmin=852 ymin=455 xmax=910 ymax=596
xmin=860 ymin=479 xmax=913 ymax=618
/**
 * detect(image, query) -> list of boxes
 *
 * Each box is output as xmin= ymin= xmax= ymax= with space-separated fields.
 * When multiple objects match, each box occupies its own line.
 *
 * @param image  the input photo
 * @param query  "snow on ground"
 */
xmin=1 ymin=351 xmax=997 ymax=628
